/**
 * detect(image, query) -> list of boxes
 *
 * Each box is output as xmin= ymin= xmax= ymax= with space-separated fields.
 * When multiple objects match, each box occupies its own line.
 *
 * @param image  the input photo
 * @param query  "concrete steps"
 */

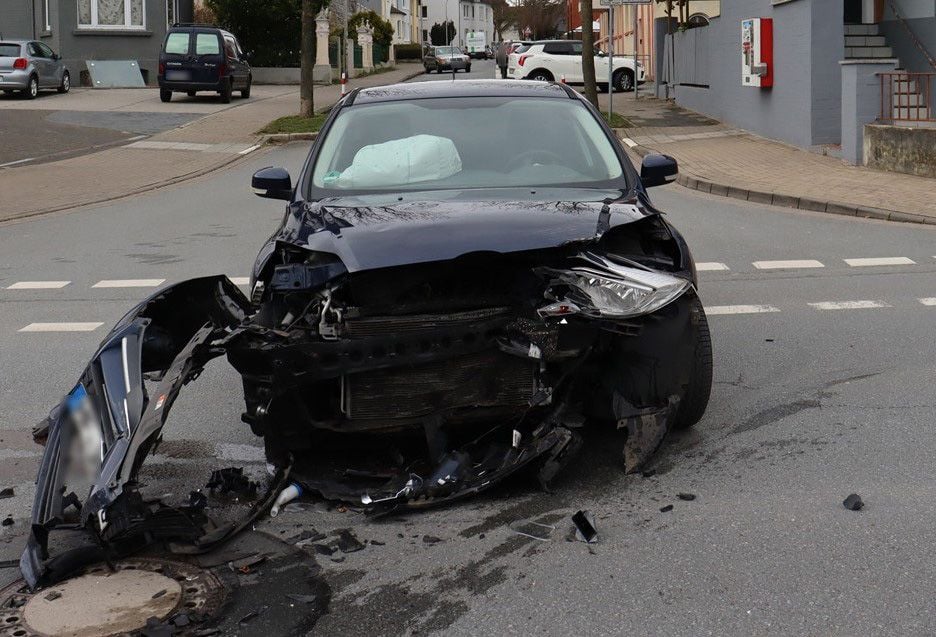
xmin=845 ymin=46 xmax=894 ymax=58
xmin=844 ymin=24 xmax=880 ymax=36
xmin=845 ymin=35 xmax=886 ymax=47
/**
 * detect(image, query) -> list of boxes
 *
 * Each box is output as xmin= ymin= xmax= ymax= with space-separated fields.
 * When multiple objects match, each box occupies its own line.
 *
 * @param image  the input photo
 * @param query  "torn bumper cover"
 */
xmin=23 ymin=202 xmax=708 ymax=588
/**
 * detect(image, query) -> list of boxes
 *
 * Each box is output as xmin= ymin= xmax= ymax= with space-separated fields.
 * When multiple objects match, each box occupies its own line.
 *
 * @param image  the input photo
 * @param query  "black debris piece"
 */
xmin=286 ymin=594 xmax=318 ymax=604
xmin=2 ymin=516 xmax=13 ymax=526
xmin=641 ymin=469 xmax=657 ymax=478
xmin=337 ymin=529 xmax=365 ymax=553
xmin=659 ymin=504 xmax=674 ymax=513
xmin=231 ymin=553 xmax=267 ymax=572
xmin=193 ymin=630 xmax=221 ymax=637
xmin=331 ymin=556 xmax=346 ymax=563
xmin=239 ymin=606 xmax=268 ymax=625
xmin=0 ymin=487 xmax=13 ymax=499
xmin=142 ymin=616 xmax=174 ymax=637
xmin=369 ymin=539 xmax=385 ymax=546
xmin=151 ymin=589 xmax=167 ymax=599
xmin=765 ymin=338 xmax=775 ymax=342
xmin=479 ymin=533 xmax=486 ymax=539
xmin=677 ymin=493 xmax=696 ymax=501
xmin=843 ymin=493 xmax=864 ymax=511
xmin=312 ymin=544 xmax=335 ymax=556
xmin=206 ymin=467 xmax=257 ymax=496
xmin=44 ymin=591 xmax=62 ymax=601
xmin=396 ymin=533 xmax=404 ymax=538
xmin=422 ymin=535 xmax=443 ymax=545
xmin=571 ymin=510 xmax=598 ymax=543
xmin=172 ymin=613 xmax=191 ymax=628
xmin=189 ymin=490 xmax=208 ymax=510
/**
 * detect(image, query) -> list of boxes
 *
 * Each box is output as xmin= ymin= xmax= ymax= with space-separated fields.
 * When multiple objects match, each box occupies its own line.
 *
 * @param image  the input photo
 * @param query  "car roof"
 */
xmin=167 ymin=25 xmax=234 ymax=37
xmin=0 ymin=40 xmax=30 ymax=45
xmin=351 ymin=80 xmax=576 ymax=104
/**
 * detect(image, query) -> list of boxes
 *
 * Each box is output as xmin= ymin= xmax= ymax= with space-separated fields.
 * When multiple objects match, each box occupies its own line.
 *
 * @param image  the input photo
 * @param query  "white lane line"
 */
xmin=809 ymin=300 xmax=891 ymax=311
xmin=229 ymin=277 xmax=251 ymax=285
xmin=238 ymin=144 xmax=262 ymax=155
xmin=620 ymin=137 xmax=639 ymax=148
xmin=0 ymin=157 xmax=36 ymax=168
xmin=844 ymin=257 xmax=915 ymax=267
xmin=6 ymin=281 xmax=71 ymax=289
xmin=19 ymin=322 xmax=104 ymax=333
xmin=92 ymin=279 xmax=165 ymax=288
xmin=753 ymin=260 xmax=824 ymax=270
xmin=919 ymin=298 xmax=936 ymax=306
xmin=696 ymin=262 xmax=730 ymax=271
xmin=707 ymin=305 xmax=780 ymax=315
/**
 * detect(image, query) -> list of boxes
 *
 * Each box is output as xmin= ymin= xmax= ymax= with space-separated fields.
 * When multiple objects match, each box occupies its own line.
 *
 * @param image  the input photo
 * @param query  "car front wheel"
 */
xmin=160 ymin=89 xmax=172 ymax=103
xmin=58 ymin=71 xmax=70 ymax=94
xmin=672 ymin=298 xmax=713 ymax=430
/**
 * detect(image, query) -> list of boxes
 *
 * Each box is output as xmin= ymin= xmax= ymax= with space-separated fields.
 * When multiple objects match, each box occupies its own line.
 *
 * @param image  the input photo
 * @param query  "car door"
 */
xmin=162 ymin=30 xmax=192 ymax=81
xmin=36 ymin=42 xmax=62 ymax=86
xmin=542 ymin=42 xmax=573 ymax=81
xmin=222 ymin=35 xmax=243 ymax=88
xmin=567 ymin=40 xmax=584 ymax=84
xmin=27 ymin=42 xmax=51 ymax=87
xmin=192 ymin=31 xmax=223 ymax=86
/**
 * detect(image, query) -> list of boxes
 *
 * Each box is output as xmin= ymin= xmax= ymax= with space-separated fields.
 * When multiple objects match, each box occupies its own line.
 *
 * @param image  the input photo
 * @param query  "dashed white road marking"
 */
xmin=229 ymin=277 xmax=251 ymax=285
xmin=92 ymin=279 xmax=165 ymax=288
xmin=918 ymin=298 xmax=936 ymax=306
xmin=753 ymin=260 xmax=824 ymax=270
xmin=19 ymin=322 xmax=104 ymax=332
xmin=6 ymin=281 xmax=70 ymax=289
xmin=809 ymin=300 xmax=891 ymax=311
xmin=696 ymin=262 xmax=730 ymax=271
xmin=844 ymin=257 xmax=915 ymax=267
xmin=707 ymin=305 xmax=781 ymax=315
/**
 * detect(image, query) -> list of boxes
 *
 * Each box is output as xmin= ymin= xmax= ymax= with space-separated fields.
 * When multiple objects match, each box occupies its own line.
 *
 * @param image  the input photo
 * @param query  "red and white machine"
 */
xmin=741 ymin=17 xmax=773 ymax=88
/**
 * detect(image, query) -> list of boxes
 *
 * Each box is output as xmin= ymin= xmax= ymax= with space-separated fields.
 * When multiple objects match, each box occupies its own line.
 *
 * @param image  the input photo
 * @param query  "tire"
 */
xmin=241 ymin=78 xmax=251 ymax=99
xmin=613 ymin=69 xmax=634 ymax=92
xmin=672 ymin=298 xmax=713 ymax=430
xmin=23 ymin=75 xmax=38 ymax=99
xmin=528 ymin=69 xmax=554 ymax=82
xmin=160 ymin=89 xmax=172 ymax=102
xmin=187 ymin=90 xmax=196 ymax=97
xmin=219 ymin=78 xmax=232 ymax=104
xmin=466 ymin=65 xmax=471 ymax=73
xmin=424 ymin=65 xmax=431 ymax=74
xmin=57 ymin=71 xmax=70 ymax=94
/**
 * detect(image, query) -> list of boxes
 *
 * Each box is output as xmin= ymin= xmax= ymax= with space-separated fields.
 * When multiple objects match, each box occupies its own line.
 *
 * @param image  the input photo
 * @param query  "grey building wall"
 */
xmin=0 ymin=0 xmax=38 ymax=39
xmin=667 ymin=0 xmax=845 ymax=149
xmin=878 ymin=0 xmax=936 ymax=74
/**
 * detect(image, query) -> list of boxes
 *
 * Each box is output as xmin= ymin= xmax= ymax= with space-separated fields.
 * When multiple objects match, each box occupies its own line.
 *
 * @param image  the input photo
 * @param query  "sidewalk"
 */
xmin=608 ymin=94 xmax=936 ymax=224
xmin=0 ymin=64 xmax=424 ymax=223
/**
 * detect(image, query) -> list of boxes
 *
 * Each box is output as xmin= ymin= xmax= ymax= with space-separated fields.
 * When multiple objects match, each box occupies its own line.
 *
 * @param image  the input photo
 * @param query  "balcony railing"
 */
xmin=879 ymin=72 xmax=935 ymax=124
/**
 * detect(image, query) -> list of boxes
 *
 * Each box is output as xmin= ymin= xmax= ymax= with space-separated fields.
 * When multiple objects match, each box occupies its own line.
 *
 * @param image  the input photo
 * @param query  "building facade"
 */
xmin=423 ymin=0 xmax=494 ymax=47
xmin=1 ymin=0 xmax=192 ymax=84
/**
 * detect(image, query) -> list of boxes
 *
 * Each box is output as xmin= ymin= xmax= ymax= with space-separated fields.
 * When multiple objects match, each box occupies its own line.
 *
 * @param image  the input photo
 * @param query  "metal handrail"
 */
xmin=884 ymin=0 xmax=936 ymax=70
xmin=879 ymin=72 xmax=935 ymax=123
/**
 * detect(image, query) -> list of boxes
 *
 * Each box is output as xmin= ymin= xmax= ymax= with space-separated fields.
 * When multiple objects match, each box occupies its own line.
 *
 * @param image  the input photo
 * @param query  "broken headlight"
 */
xmin=538 ymin=252 xmax=691 ymax=319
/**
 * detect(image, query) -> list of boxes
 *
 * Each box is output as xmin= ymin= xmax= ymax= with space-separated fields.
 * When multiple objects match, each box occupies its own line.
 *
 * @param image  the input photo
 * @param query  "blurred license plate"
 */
xmin=165 ymin=70 xmax=191 ymax=81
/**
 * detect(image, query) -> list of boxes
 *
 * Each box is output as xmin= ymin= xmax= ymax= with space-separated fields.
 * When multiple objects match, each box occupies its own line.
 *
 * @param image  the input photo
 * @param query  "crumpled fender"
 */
xmin=21 ymin=276 xmax=249 ymax=590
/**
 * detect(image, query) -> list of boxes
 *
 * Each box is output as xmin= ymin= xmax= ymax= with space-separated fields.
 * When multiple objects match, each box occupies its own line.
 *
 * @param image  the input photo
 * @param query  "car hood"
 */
xmin=272 ymin=197 xmax=655 ymax=273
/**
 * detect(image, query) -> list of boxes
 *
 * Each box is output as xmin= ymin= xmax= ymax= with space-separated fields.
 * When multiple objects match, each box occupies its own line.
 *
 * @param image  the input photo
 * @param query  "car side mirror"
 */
xmin=52 ymin=53 xmax=60 ymax=60
xmin=640 ymin=154 xmax=678 ymax=188
xmin=252 ymin=167 xmax=292 ymax=200
xmin=242 ymin=51 xmax=251 ymax=61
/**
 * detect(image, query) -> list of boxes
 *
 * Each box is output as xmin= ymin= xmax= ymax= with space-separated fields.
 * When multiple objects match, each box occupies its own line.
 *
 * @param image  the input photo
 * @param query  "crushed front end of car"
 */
xmin=22 ymin=197 xmax=711 ymax=587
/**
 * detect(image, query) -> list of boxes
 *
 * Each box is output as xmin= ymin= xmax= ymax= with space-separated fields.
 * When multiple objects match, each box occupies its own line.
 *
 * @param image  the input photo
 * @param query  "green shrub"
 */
xmin=394 ymin=43 xmax=423 ymax=60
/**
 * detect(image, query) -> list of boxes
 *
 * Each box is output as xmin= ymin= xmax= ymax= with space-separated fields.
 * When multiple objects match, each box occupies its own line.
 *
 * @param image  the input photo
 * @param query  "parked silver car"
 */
xmin=0 ymin=40 xmax=70 ymax=99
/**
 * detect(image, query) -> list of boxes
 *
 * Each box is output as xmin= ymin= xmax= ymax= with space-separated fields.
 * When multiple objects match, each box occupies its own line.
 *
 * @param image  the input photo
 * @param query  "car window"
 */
xmin=543 ymin=42 xmax=571 ymax=55
xmin=435 ymin=47 xmax=457 ymax=55
xmin=37 ymin=42 xmax=55 ymax=58
xmin=571 ymin=41 xmax=583 ymax=55
xmin=0 ymin=43 xmax=21 ymax=57
xmin=513 ymin=44 xmax=532 ymax=54
xmin=195 ymin=33 xmax=220 ymax=55
xmin=223 ymin=37 xmax=237 ymax=59
xmin=164 ymin=32 xmax=190 ymax=54
xmin=310 ymin=97 xmax=625 ymax=194
xmin=27 ymin=43 xmax=42 ymax=57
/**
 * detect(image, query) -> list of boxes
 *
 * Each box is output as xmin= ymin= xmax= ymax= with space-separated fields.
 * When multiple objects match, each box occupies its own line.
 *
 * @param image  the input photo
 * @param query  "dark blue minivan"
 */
xmin=157 ymin=25 xmax=251 ymax=103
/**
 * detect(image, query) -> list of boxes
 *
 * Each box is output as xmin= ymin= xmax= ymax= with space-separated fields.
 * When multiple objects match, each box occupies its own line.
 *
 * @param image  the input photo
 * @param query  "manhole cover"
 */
xmin=0 ymin=557 xmax=225 ymax=637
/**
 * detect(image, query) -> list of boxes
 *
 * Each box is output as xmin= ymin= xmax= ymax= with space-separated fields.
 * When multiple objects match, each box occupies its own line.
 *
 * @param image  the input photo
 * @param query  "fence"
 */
xmin=879 ymin=72 xmax=935 ymax=124
xmin=661 ymin=26 xmax=710 ymax=88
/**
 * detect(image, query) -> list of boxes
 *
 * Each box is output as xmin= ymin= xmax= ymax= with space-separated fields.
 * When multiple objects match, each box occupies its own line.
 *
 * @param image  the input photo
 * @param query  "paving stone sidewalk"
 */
xmin=0 ymin=65 xmax=424 ymax=223
xmin=612 ymin=95 xmax=936 ymax=224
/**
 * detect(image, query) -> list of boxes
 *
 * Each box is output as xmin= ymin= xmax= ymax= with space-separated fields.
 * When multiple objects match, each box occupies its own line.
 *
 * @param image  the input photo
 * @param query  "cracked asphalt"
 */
xmin=3 ymin=91 xmax=936 ymax=633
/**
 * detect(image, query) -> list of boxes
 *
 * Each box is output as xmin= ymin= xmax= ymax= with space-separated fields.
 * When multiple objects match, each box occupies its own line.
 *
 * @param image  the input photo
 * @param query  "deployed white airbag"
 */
xmin=326 ymin=134 xmax=462 ymax=188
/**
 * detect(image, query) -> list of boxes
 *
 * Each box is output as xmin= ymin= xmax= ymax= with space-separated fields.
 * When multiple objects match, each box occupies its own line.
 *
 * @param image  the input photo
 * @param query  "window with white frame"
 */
xmin=78 ymin=0 xmax=145 ymax=29
xmin=44 ymin=0 xmax=51 ymax=31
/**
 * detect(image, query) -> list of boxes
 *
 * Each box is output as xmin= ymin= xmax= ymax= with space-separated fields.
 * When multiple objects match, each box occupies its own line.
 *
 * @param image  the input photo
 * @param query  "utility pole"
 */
xmin=300 ymin=0 xmax=315 ymax=117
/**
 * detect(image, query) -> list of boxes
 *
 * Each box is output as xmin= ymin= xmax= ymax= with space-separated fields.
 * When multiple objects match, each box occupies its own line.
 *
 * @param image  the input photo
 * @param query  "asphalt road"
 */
xmin=3 ymin=65 xmax=936 ymax=635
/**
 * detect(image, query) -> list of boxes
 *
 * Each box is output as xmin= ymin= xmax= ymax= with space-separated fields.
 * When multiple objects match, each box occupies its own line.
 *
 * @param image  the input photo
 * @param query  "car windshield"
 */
xmin=309 ymin=96 xmax=625 ymax=195
xmin=0 ymin=44 xmax=21 ymax=57
xmin=435 ymin=47 xmax=458 ymax=56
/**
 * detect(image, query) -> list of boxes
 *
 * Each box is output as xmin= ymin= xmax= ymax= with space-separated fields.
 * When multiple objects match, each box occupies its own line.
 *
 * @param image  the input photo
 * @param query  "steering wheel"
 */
xmin=512 ymin=149 xmax=564 ymax=167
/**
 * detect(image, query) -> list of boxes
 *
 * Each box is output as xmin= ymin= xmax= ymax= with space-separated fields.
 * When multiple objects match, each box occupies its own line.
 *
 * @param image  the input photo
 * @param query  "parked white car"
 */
xmin=507 ymin=40 xmax=645 ymax=92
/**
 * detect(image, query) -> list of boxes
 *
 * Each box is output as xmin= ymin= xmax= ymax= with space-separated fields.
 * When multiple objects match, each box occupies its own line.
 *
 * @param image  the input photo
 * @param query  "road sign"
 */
xmin=523 ymin=26 xmax=532 ymax=38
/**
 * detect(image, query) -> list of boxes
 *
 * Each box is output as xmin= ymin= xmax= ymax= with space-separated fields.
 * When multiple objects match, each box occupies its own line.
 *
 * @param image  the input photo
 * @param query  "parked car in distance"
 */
xmin=157 ymin=24 xmax=251 ymax=103
xmin=423 ymin=46 xmax=471 ymax=73
xmin=508 ymin=40 xmax=645 ymax=92
xmin=0 ymin=40 xmax=70 ymax=99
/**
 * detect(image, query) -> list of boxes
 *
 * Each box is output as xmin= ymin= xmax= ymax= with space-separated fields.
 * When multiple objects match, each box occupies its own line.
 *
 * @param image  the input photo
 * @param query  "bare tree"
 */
xmin=580 ymin=0 xmax=598 ymax=108
xmin=491 ymin=0 xmax=515 ymax=41
xmin=514 ymin=0 xmax=565 ymax=40
xmin=300 ymin=0 xmax=315 ymax=117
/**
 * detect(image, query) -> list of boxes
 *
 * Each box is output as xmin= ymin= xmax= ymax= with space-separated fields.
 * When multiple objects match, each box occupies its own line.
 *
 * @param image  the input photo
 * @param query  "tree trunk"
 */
xmin=300 ymin=0 xmax=315 ymax=118
xmin=580 ymin=0 xmax=598 ymax=108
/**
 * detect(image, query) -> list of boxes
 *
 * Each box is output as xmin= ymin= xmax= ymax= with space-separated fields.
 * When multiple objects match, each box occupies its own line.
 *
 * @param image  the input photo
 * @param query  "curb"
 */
xmin=626 ymin=141 xmax=936 ymax=226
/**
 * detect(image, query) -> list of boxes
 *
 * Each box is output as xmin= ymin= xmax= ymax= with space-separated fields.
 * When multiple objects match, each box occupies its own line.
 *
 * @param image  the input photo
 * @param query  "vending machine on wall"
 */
xmin=741 ymin=18 xmax=773 ymax=88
